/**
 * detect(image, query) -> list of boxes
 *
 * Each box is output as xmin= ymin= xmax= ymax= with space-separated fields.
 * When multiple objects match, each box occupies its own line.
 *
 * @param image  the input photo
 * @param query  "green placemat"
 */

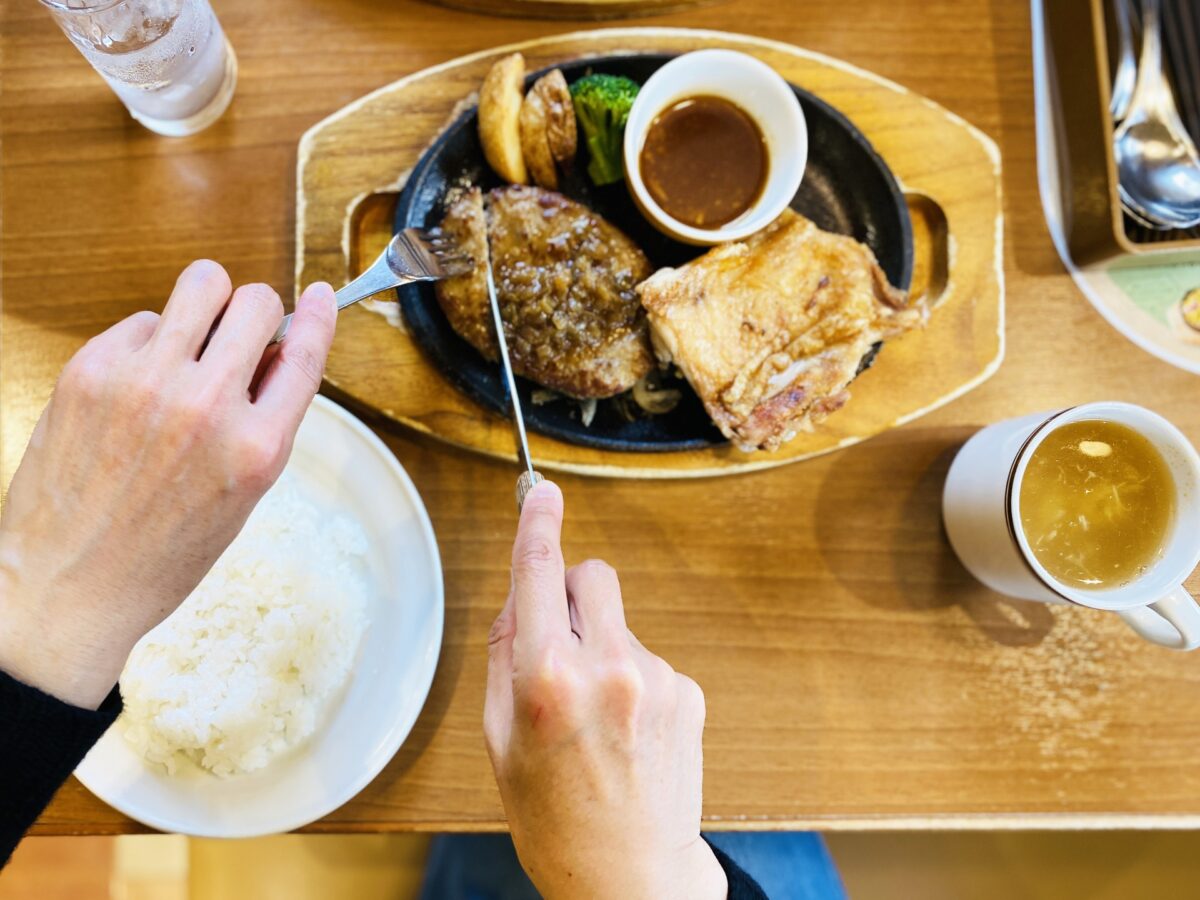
xmin=1107 ymin=263 xmax=1200 ymax=324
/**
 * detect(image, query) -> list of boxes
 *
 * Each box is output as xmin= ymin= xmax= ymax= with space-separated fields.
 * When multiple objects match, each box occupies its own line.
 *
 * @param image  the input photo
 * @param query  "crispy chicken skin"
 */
xmin=638 ymin=209 xmax=927 ymax=451
xmin=435 ymin=185 xmax=654 ymax=398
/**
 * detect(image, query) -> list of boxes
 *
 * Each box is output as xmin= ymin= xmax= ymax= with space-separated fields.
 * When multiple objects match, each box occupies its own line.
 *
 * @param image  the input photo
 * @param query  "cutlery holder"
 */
xmin=1044 ymin=0 xmax=1200 ymax=266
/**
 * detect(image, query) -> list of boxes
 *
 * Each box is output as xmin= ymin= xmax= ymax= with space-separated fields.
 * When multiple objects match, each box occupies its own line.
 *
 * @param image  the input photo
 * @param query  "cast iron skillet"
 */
xmin=394 ymin=53 xmax=913 ymax=453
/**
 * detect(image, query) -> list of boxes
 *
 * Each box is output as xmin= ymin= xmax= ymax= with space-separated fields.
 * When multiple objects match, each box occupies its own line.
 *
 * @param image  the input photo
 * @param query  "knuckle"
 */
xmin=185 ymin=259 xmax=232 ymax=296
xmin=58 ymin=351 xmax=109 ymax=401
xmin=602 ymin=658 xmax=644 ymax=707
xmin=648 ymin=655 xmax=676 ymax=689
xmin=235 ymin=282 xmax=284 ymax=318
xmin=575 ymin=558 xmax=615 ymax=580
xmin=129 ymin=309 xmax=161 ymax=330
xmin=523 ymin=650 xmax=578 ymax=709
xmin=232 ymin=430 xmax=286 ymax=489
xmin=567 ymin=560 xmax=623 ymax=614
xmin=514 ymin=536 xmax=558 ymax=573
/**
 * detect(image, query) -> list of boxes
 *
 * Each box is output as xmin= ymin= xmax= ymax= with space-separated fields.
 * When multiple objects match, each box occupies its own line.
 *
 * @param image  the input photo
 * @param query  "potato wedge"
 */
xmin=478 ymin=53 xmax=527 ymax=184
xmin=531 ymin=69 xmax=577 ymax=167
xmin=520 ymin=89 xmax=558 ymax=189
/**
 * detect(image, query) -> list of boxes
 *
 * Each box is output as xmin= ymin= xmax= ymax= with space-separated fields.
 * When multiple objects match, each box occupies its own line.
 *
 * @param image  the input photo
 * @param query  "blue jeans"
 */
xmin=418 ymin=832 xmax=846 ymax=900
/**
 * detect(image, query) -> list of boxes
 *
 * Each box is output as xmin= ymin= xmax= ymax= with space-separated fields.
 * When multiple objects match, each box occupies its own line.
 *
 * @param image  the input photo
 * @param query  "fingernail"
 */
xmin=524 ymin=480 xmax=562 ymax=508
xmin=302 ymin=282 xmax=335 ymax=306
xmin=527 ymin=480 xmax=556 ymax=496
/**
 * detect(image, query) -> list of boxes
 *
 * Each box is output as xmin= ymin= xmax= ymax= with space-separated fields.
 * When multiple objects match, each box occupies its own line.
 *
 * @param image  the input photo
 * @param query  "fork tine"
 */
xmin=392 ymin=226 xmax=472 ymax=278
xmin=417 ymin=228 xmax=451 ymax=248
xmin=413 ymin=229 xmax=455 ymax=256
xmin=436 ymin=254 xmax=475 ymax=275
xmin=400 ymin=228 xmax=433 ymax=252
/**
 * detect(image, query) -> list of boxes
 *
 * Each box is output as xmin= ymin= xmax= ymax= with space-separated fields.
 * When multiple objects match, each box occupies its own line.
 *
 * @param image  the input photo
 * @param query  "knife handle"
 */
xmin=515 ymin=470 xmax=545 ymax=511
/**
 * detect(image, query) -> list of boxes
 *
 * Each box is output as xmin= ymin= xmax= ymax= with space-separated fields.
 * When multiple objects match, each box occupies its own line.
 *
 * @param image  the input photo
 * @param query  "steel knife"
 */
xmin=485 ymin=259 xmax=544 ymax=510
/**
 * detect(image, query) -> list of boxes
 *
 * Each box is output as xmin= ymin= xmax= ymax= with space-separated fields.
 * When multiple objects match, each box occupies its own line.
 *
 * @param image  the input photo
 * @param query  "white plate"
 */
xmin=75 ymin=395 xmax=444 ymax=837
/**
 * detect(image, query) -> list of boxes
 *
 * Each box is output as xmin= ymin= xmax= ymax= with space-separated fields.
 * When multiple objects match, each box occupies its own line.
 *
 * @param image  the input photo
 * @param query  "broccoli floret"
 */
xmin=569 ymin=74 xmax=640 ymax=186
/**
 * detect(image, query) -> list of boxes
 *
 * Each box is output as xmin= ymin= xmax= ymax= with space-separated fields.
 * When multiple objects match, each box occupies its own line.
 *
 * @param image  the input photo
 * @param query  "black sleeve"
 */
xmin=706 ymin=836 xmax=770 ymax=899
xmin=0 ymin=669 xmax=121 ymax=867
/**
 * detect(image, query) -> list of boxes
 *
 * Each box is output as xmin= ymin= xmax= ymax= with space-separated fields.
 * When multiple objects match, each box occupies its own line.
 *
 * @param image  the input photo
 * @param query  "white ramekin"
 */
xmin=623 ymin=49 xmax=808 ymax=246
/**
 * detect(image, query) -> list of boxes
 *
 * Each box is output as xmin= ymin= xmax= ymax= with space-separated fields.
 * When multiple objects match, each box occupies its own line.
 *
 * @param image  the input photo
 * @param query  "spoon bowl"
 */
xmin=1112 ymin=0 xmax=1200 ymax=231
xmin=1115 ymin=120 xmax=1200 ymax=229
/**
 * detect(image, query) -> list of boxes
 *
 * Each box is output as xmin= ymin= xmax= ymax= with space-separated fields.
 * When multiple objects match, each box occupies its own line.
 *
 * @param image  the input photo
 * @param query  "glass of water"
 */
xmin=39 ymin=0 xmax=237 ymax=137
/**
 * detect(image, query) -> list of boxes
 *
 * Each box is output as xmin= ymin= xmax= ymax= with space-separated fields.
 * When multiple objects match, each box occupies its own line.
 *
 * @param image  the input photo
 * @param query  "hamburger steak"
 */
xmin=435 ymin=184 xmax=655 ymax=399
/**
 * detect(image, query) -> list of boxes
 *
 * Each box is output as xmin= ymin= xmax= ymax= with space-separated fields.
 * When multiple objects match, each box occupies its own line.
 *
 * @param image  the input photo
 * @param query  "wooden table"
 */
xmin=5 ymin=0 xmax=1200 ymax=835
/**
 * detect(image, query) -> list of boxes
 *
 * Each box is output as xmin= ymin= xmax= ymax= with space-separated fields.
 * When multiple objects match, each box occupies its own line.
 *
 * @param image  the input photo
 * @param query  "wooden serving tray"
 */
xmin=296 ymin=28 xmax=1004 ymax=478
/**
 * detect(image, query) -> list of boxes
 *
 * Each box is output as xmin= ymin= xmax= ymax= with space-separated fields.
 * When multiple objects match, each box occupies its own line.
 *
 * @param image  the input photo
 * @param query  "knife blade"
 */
xmin=485 ymin=258 xmax=544 ymax=510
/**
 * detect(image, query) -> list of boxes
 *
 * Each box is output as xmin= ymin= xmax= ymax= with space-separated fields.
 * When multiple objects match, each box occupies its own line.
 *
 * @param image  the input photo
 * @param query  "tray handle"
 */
xmin=906 ymin=190 xmax=951 ymax=308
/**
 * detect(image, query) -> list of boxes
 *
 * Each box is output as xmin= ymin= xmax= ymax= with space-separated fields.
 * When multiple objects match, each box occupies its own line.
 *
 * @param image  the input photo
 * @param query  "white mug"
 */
xmin=943 ymin=402 xmax=1200 ymax=649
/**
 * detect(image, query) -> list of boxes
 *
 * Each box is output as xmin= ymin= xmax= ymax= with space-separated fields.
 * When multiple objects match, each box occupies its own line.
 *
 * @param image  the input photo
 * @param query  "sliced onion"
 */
xmin=632 ymin=376 xmax=682 ymax=415
xmin=613 ymin=393 xmax=638 ymax=423
xmin=580 ymin=398 xmax=598 ymax=427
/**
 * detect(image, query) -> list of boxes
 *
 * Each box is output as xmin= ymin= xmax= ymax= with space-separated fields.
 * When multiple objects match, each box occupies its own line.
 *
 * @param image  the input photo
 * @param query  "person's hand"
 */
xmin=484 ymin=481 xmax=727 ymax=900
xmin=0 ymin=260 xmax=337 ymax=709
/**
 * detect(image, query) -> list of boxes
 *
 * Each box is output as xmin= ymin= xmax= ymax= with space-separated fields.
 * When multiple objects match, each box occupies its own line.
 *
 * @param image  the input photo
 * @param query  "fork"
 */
xmin=269 ymin=227 xmax=472 ymax=344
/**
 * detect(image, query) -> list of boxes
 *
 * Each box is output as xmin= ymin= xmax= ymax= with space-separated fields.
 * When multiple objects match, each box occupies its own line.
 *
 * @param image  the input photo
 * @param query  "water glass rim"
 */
xmin=38 ymin=0 xmax=129 ymax=13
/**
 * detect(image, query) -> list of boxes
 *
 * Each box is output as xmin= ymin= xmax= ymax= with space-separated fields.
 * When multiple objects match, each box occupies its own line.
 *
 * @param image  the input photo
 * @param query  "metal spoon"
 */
xmin=1113 ymin=0 xmax=1200 ymax=230
xmin=1109 ymin=0 xmax=1138 ymax=121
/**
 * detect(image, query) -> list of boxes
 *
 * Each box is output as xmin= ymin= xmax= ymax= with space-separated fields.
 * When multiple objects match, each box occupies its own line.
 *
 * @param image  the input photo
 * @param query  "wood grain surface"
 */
xmin=429 ymin=0 xmax=726 ymax=20
xmin=5 ymin=0 xmax=1200 ymax=835
xmin=299 ymin=29 xmax=1001 ymax=478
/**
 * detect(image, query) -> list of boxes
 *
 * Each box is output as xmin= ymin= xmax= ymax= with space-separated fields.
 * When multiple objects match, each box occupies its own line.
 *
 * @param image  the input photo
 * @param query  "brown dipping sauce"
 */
xmin=639 ymin=95 xmax=768 ymax=229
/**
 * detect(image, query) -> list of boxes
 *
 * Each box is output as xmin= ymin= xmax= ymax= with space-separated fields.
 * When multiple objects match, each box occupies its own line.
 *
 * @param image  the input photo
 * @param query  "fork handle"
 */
xmin=269 ymin=313 xmax=294 ymax=345
xmin=270 ymin=250 xmax=414 ymax=345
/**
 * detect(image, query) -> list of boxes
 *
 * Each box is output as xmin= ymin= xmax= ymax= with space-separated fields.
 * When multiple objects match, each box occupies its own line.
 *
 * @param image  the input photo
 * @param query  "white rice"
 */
xmin=119 ymin=474 xmax=370 ymax=777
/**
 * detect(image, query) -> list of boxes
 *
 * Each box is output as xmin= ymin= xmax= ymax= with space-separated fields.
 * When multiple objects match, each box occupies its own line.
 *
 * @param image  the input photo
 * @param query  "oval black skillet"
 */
xmin=394 ymin=53 xmax=914 ymax=453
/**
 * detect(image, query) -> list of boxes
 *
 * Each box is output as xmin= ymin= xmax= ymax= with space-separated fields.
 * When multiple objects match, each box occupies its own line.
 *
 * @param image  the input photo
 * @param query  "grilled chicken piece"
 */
xmin=638 ymin=209 xmax=927 ymax=451
xmin=436 ymin=184 xmax=654 ymax=399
